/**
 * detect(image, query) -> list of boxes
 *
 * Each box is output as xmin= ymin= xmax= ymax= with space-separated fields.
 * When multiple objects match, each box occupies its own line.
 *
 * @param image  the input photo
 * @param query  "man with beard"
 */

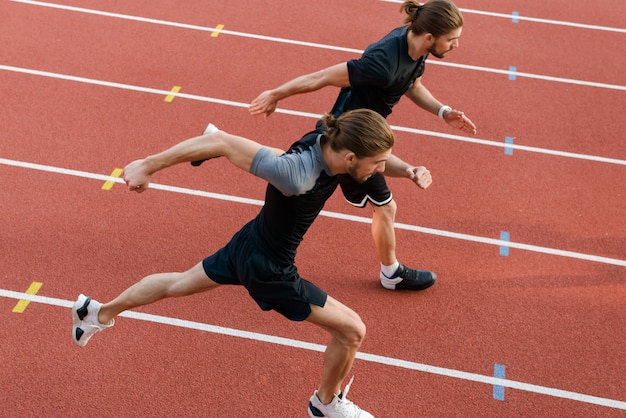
xmin=249 ymin=0 xmax=476 ymax=292
xmin=72 ymin=109 xmax=432 ymax=417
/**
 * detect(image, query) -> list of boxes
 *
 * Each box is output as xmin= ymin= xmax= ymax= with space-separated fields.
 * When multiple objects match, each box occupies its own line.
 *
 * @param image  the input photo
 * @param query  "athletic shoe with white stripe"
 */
xmin=72 ymin=294 xmax=114 ymax=347
xmin=308 ymin=376 xmax=374 ymax=418
xmin=380 ymin=263 xmax=437 ymax=291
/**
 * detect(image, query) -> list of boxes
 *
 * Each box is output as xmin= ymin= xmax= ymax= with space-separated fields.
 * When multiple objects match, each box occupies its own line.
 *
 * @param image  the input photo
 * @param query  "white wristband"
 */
xmin=438 ymin=105 xmax=452 ymax=119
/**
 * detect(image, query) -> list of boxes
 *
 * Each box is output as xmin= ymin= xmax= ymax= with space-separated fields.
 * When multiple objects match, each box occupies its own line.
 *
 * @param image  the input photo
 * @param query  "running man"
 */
xmin=72 ymin=109 xmax=432 ymax=417
xmin=249 ymin=0 xmax=476 ymax=291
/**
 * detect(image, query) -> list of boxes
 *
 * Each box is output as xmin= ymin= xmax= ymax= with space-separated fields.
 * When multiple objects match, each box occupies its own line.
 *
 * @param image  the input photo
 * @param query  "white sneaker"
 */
xmin=308 ymin=377 xmax=374 ymax=417
xmin=191 ymin=123 xmax=220 ymax=166
xmin=72 ymin=294 xmax=114 ymax=347
xmin=203 ymin=123 xmax=219 ymax=135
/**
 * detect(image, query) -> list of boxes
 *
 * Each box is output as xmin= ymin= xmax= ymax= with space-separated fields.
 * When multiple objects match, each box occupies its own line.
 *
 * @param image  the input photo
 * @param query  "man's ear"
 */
xmin=343 ymin=151 xmax=357 ymax=167
xmin=344 ymin=152 xmax=357 ymax=164
xmin=424 ymin=33 xmax=435 ymax=43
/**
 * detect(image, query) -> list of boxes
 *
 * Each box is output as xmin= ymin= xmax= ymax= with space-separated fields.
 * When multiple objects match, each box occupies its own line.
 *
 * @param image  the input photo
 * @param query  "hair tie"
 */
xmin=410 ymin=3 xmax=423 ymax=16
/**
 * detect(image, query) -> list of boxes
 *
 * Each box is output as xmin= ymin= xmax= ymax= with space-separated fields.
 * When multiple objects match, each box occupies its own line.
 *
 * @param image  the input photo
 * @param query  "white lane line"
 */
xmin=430 ymin=60 xmax=626 ymax=91
xmin=8 ymin=0 xmax=626 ymax=92
xmin=9 ymin=0 xmax=362 ymax=54
xmin=382 ymin=0 xmax=626 ymax=33
xmin=1 ymin=156 xmax=625 ymax=267
xmin=1 ymin=64 xmax=625 ymax=167
xmin=1 ymin=289 xmax=625 ymax=411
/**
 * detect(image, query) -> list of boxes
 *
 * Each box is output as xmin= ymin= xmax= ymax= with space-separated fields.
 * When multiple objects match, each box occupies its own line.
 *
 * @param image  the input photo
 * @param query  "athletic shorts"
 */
xmin=201 ymin=223 xmax=327 ymax=321
xmin=339 ymin=172 xmax=393 ymax=208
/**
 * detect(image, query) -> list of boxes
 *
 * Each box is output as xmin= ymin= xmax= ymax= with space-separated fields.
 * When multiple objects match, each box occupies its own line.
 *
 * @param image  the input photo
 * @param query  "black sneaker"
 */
xmin=380 ymin=263 xmax=437 ymax=290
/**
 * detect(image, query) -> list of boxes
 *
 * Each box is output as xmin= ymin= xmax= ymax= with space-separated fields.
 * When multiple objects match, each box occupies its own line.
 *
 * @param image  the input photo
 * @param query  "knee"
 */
xmin=372 ymin=199 xmax=397 ymax=221
xmin=343 ymin=315 xmax=367 ymax=349
xmin=167 ymin=265 xmax=215 ymax=297
xmin=213 ymin=131 xmax=229 ymax=149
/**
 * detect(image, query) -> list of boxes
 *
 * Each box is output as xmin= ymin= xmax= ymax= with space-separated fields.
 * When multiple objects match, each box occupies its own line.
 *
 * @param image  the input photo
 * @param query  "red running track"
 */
xmin=1 ymin=0 xmax=625 ymax=416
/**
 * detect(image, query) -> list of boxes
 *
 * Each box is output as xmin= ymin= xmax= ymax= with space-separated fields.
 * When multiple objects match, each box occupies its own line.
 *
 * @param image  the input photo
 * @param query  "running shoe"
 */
xmin=191 ymin=123 xmax=220 ymax=166
xmin=71 ymin=294 xmax=114 ymax=347
xmin=308 ymin=376 xmax=374 ymax=418
xmin=380 ymin=263 xmax=437 ymax=291
xmin=203 ymin=123 xmax=219 ymax=135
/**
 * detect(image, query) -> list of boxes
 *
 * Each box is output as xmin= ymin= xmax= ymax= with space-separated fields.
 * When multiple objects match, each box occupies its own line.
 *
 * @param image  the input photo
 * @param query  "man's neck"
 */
xmin=320 ymin=140 xmax=347 ymax=176
xmin=407 ymin=31 xmax=427 ymax=60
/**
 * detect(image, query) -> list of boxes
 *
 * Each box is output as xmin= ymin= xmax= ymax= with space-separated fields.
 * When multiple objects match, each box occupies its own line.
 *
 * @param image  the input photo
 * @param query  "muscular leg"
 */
xmin=371 ymin=199 xmax=397 ymax=266
xmin=370 ymin=198 xmax=437 ymax=290
xmin=98 ymin=261 xmax=220 ymax=324
xmin=305 ymin=296 xmax=366 ymax=404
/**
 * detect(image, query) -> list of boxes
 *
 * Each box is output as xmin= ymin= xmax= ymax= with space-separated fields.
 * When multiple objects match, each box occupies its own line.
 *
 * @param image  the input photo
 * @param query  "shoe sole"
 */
xmin=381 ymin=272 xmax=437 ymax=291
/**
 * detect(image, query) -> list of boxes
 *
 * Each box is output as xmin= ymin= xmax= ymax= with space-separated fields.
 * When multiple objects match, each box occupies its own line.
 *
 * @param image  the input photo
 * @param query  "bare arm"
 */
xmin=249 ymin=63 xmax=350 ymax=117
xmin=405 ymin=77 xmax=477 ymax=135
xmin=383 ymin=153 xmax=432 ymax=190
xmin=122 ymin=130 xmax=284 ymax=192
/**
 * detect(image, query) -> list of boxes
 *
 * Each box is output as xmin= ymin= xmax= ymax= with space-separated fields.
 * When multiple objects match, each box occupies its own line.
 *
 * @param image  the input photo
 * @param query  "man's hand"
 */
xmin=122 ymin=159 xmax=152 ymax=193
xmin=444 ymin=109 xmax=477 ymax=135
xmin=249 ymin=90 xmax=277 ymax=117
xmin=406 ymin=166 xmax=432 ymax=189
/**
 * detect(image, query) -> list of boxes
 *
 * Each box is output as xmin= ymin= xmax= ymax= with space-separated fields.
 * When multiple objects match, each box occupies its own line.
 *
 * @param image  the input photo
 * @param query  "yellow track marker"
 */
xmin=164 ymin=86 xmax=181 ymax=103
xmin=102 ymin=168 xmax=123 ymax=190
xmin=12 ymin=282 xmax=43 ymax=313
xmin=211 ymin=24 xmax=224 ymax=37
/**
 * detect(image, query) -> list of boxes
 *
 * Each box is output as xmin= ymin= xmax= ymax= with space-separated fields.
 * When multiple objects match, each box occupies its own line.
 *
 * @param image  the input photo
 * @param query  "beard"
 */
xmin=347 ymin=164 xmax=371 ymax=184
xmin=427 ymin=44 xmax=449 ymax=59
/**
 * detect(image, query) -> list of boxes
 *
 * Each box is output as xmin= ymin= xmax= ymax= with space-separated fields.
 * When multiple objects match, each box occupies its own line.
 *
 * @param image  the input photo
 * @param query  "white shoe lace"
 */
xmin=334 ymin=376 xmax=364 ymax=418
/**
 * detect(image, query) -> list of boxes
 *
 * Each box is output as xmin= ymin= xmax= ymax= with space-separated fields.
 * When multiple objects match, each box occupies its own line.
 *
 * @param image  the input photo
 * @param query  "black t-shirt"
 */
xmin=251 ymin=129 xmax=340 ymax=266
xmin=330 ymin=26 xmax=428 ymax=118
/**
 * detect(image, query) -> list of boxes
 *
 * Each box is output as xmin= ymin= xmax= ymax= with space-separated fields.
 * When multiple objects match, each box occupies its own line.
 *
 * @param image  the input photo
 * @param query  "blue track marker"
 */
xmin=500 ymin=231 xmax=510 ymax=256
xmin=512 ymin=11 xmax=519 ymax=23
xmin=504 ymin=136 xmax=514 ymax=155
xmin=494 ymin=364 xmax=506 ymax=400
xmin=508 ymin=66 xmax=517 ymax=80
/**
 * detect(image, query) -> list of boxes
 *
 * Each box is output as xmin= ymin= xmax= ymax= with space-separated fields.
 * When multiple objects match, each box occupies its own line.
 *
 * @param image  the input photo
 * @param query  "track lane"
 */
xmin=1 ymin=0 xmax=624 ymax=416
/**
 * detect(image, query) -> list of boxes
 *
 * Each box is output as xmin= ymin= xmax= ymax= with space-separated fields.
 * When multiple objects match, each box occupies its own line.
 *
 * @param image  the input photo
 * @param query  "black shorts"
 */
xmin=202 ymin=224 xmax=327 ymax=321
xmin=339 ymin=172 xmax=393 ymax=208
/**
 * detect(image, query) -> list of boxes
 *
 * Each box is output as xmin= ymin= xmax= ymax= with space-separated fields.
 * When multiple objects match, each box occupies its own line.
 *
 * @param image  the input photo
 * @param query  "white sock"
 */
xmin=381 ymin=261 xmax=400 ymax=278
